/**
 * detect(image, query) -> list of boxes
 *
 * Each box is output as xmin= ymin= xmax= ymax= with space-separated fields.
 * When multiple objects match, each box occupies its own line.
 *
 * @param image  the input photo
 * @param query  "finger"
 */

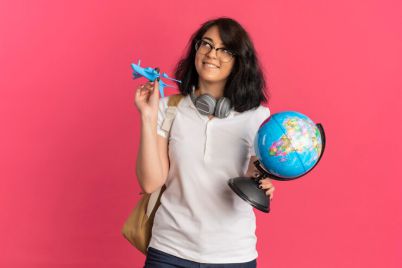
xmin=151 ymin=67 xmax=160 ymax=96
xmin=268 ymin=192 xmax=274 ymax=201
xmin=150 ymin=78 xmax=160 ymax=101
xmin=268 ymin=190 xmax=274 ymax=199
xmin=265 ymin=187 xmax=275 ymax=194
xmin=135 ymin=86 xmax=141 ymax=95
xmin=259 ymin=183 xmax=274 ymax=190
xmin=136 ymin=84 xmax=144 ymax=90
xmin=146 ymin=81 xmax=154 ymax=88
xmin=247 ymin=171 xmax=259 ymax=178
xmin=141 ymin=89 xmax=151 ymax=97
xmin=259 ymin=181 xmax=274 ymax=189
xmin=138 ymin=86 xmax=150 ymax=97
xmin=253 ymin=171 xmax=261 ymax=178
xmin=136 ymin=84 xmax=146 ymax=96
xmin=261 ymin=186 xmax=274 ymax=200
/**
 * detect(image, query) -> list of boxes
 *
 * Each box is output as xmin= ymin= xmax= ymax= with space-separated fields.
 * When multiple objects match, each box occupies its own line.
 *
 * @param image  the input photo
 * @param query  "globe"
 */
xmin=228 ymin=110 xmax=326 ymax=212
xmin=254 ymin=111 xmax=324 ymax=180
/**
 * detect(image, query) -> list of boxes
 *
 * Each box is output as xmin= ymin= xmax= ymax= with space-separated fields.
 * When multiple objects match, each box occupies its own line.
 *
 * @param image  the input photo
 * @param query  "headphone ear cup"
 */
xmin=215 ymin=97 xmax=231 ymax=118
xmin=195 ymin=94 xmax=216 ymax=116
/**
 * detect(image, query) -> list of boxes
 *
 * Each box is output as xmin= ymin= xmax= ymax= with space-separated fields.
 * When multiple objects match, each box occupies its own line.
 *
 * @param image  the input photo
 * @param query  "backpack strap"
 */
xmin=146 ymin=94 xmax=184 ymax=217
xmin=161 ymin=94 xmax=184 ymax=134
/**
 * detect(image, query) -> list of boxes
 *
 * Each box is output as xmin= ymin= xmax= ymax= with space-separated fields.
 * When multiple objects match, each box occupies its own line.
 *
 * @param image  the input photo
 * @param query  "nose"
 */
xmin=206 ymin=47 xmax=218 ymax=59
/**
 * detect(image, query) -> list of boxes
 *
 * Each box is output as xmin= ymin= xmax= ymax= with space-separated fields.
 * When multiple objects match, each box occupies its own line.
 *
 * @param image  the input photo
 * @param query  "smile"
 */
xmin=203 ymin=62 xmax=220 ymax=68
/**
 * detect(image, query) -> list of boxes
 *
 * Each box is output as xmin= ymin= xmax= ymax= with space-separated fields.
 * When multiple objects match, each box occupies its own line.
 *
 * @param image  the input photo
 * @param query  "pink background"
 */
xmin=1 ymin=0 xmax=401 ymax=267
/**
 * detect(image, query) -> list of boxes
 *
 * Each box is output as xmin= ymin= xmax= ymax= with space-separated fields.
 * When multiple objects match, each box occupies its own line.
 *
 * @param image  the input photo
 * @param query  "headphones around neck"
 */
xmin=189 ymin=86 xmax=232 ymax=119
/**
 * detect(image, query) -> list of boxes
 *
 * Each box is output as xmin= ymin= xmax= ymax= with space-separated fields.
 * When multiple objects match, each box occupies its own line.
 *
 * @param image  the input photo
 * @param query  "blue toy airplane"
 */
xmin=131 ymin=60 xmax=181 ymax=98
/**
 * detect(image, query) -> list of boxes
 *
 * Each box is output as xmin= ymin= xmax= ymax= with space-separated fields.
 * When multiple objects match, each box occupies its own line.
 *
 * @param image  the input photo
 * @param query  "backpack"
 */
xmin=121 ymin=94 xmax=184 ymax=255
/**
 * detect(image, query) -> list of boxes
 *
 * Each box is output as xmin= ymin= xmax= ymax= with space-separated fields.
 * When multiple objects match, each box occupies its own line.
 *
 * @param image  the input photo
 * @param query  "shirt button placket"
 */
xmin=204 ymin=121 xmax=212 ymax=161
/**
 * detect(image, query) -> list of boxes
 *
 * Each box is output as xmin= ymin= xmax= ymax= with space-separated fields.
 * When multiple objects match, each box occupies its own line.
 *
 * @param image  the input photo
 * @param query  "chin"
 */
xmin=197 ymin=70 xmax=227 ymax=83
xmin=199 ymin=75 xmax=227 ymax=84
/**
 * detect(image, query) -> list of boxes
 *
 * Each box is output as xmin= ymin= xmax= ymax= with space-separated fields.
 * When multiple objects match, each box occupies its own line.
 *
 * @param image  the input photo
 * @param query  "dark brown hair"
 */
xmin=174 ymin=17 xmax=270 ymax=112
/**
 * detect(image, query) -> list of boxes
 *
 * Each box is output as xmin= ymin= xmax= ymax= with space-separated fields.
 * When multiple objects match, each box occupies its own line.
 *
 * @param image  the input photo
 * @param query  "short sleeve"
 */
xmin=156 ymin=96 xmax=170 ymax=138
xmin=250 ymin=105 xmax=271 ymax=156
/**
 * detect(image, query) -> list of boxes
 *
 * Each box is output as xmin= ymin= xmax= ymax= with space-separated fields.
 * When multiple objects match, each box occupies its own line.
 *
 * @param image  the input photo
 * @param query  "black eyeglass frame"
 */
xmin=194 ymin=39 xmax=236 ymax=62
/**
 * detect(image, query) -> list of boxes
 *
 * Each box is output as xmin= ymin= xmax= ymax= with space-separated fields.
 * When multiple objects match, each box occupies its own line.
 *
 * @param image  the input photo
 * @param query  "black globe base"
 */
xmin=228 ymin=176 xmax=271 ymax=213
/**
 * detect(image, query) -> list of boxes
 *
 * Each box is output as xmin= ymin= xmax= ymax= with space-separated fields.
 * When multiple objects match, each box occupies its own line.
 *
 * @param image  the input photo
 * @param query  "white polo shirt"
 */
xmin=148 ymin=94 xmax=270 ymax=264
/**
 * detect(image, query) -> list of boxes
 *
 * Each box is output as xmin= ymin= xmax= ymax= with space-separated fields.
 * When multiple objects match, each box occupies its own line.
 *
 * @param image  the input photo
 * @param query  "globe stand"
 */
xmin=228 ymin=176 xmax=270 ymax=213
xmin=228 ymin=160 xmax=277 ymax=213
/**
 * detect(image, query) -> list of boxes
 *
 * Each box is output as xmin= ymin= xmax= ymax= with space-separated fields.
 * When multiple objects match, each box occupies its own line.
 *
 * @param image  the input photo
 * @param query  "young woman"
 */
xmin=135 ymin=17 xmax=275 ymax=267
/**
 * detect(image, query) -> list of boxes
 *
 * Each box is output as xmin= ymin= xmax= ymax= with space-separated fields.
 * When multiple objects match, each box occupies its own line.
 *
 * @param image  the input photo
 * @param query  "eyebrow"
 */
xmin=202 ymin=36 xmax=224 ymax=47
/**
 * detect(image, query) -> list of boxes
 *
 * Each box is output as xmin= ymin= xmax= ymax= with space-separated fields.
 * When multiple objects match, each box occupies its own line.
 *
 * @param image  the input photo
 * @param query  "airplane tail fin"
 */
xmin=162 ymin=73 xmax=182 ymax=83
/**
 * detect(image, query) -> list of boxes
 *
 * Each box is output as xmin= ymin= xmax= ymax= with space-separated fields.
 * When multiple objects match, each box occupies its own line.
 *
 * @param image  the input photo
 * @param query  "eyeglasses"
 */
xmin=195 ymin=39 xmax=235 ymax=63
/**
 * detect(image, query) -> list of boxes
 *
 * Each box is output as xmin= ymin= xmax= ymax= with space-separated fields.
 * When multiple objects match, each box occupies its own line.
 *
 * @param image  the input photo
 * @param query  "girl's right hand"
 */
xmin=134 ymin=78 xmax=160 ymax=122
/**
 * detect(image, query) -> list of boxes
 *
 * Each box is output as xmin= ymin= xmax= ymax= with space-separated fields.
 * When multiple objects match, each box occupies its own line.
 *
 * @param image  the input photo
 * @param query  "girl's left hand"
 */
xmin=258 ymin=178 xmax=275 ymax=201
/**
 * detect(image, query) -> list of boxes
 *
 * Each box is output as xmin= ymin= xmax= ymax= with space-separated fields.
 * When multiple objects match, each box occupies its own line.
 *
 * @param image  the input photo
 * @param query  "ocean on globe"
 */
xmin=254 ymin=111 xmax=323 ymax=179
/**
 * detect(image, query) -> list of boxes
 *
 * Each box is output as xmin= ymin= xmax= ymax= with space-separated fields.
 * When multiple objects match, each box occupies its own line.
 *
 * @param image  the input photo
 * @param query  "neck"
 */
xmin=196 ymin=80 xmax=226 ymax=99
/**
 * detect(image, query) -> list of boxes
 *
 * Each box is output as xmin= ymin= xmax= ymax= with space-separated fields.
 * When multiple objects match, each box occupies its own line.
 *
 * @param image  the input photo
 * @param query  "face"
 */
xmin=194 ymin=26 xmax=235 ymax=86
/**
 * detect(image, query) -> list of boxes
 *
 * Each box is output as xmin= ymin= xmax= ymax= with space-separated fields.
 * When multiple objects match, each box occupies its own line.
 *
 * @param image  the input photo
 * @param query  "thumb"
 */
xmin=150 ymin=67 xmax=160 ymax=103
xmin=150 ymin=78 xmax=160 ymax=103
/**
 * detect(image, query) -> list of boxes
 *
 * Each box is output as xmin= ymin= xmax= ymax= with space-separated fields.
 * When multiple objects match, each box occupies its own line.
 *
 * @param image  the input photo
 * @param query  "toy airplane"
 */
xmin=131 ymin=60 xmax=181 ymax=98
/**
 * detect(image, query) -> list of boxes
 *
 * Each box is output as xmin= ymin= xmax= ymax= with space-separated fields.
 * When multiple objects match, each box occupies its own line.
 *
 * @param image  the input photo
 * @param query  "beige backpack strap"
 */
xmin=146 ymin=185 xmax=166 ymax=218
xmin=146 ymin=94 xmax=184 ymax=217
xmin=168 ymin=94 xmax=184 ymax=107
xmin=161 ymin=94 xmax=184 ymax=133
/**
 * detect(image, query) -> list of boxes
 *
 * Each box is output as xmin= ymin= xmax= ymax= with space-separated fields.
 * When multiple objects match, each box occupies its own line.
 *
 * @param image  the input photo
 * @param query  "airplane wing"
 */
xmin=130 ymin=60 xmax=181 ymax=98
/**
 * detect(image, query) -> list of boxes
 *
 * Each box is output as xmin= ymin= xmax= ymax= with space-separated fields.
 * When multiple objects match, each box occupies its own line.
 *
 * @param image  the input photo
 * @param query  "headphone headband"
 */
xmin=190 ymin=86 xmax=231 ymax=118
